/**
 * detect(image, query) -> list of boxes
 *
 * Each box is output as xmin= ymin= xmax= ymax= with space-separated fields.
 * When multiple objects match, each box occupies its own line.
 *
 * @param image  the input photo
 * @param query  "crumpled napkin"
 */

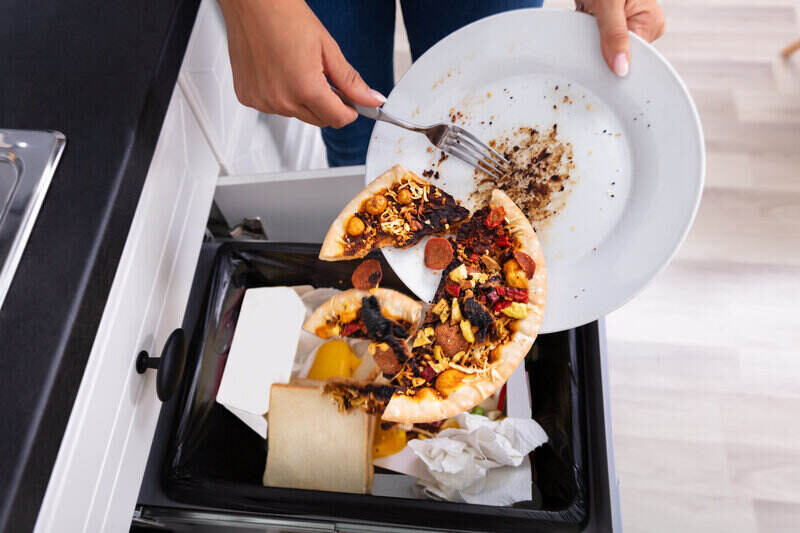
xmin=407 ymin=413 xmax=548 ymax=505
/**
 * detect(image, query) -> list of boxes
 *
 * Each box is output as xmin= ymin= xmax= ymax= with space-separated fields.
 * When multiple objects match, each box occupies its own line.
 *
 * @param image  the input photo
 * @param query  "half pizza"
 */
xmin=319 ymin=165 xmax=470 ymax=261
xmin=322 ymin=190 xmax=547 ymax=423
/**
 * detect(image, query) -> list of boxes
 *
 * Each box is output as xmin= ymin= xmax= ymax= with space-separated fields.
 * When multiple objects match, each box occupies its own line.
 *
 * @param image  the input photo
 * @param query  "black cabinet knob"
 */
xmin=136 ymin=328 xmax=187 ymax=402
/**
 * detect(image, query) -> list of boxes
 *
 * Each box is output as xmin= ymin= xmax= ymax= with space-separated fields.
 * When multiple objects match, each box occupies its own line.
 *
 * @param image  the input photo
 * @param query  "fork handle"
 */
xmin=331 ymin=87 xmax=381 ymax=120
xmin=331 ymin=87 xmax=423 ymax=132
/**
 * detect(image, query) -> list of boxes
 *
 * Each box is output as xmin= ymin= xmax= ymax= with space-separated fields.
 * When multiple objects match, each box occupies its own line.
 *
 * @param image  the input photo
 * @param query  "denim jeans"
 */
xmin=306 ymin=0 xmax=544 ymax=167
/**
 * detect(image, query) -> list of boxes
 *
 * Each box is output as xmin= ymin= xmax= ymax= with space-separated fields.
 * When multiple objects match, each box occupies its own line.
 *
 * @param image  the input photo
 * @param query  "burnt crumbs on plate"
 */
xmin=471 ymin=125 xmax=575 ymax=226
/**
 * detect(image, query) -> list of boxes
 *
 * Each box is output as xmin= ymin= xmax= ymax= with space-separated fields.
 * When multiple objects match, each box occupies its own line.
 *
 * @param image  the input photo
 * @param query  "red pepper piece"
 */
xmin=496 ymin=234 xmax=512 ymax=247
xmin=485 ymin=206 xmax=506 ymax=228
xmin=506 ymin=287 xmax=529 ymax=302
xmin=497 ymin=384 xmax=507 ymax=413
xmin=445 ymin=282 xmax=461 ymax=297
xmin=495 ymin=286 xmax=528 ymax=302
xmin=342 ymin=321 xmax=362 ymax=337
xmin=421 ymin=365 xmax=436 ymax=382
xmin=492 ymin=300 xmax=512 ymax=313
xmin=469 ymin=253 xmax=480 ymax=263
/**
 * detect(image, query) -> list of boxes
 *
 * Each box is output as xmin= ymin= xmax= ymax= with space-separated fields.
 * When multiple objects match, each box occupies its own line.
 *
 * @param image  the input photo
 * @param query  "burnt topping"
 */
xmin=360 ymin=296 xmax=410 ymax=364
xmin=462 ymin=297 xmax=493 ymax=344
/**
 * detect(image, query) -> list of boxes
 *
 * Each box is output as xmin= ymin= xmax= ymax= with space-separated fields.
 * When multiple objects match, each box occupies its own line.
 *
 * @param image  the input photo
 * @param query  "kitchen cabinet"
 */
xmin=34 ymin=83 xmax=219 ymax=532
xmin=32 ymin=1 xmax=620 ymax=531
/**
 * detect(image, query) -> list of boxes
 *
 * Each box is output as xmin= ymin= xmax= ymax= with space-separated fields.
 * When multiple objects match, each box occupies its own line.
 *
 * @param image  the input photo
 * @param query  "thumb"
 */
xmin=594 ymin=0 xmax=631 ymax=77
xmin=322 ymin=37 xmax=386 ymax=107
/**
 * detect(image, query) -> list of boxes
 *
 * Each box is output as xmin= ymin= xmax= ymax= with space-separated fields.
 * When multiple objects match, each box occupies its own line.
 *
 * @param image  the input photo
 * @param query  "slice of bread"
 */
xmin=264 ymin=383 xmax=374 ymax=493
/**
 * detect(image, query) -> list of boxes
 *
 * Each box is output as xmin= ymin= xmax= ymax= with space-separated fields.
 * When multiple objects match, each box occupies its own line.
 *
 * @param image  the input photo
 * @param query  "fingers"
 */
xmin=628 ymin=7 xmax=666 ymax=43
xmin=594 ymin=0 xmax=631 ymax=77
xmin=293 ymin=105 xmax=327 ymax=128
xmin=304 ymin=80 xmax=359 ymax=129
xmin=321 ymin=36 xmax=386 ymax=108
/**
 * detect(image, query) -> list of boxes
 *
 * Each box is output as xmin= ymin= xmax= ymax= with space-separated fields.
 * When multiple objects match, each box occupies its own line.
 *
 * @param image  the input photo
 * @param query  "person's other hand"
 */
xmin=218 ymin=0 xmax=385 ymax=127
xmin=577 ymin=0 xmax=666 ymax=77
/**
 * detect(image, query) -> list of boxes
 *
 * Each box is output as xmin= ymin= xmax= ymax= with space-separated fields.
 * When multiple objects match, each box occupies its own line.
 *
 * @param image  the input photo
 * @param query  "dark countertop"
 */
xmin=0 ymin=1 xmax=200 ymax=531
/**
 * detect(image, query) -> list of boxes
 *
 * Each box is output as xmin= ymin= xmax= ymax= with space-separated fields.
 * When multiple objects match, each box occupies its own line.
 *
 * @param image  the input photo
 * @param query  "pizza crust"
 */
xmin=320 ymin=165 xmax=421 ymax=261
xmin=381 ymin=189 xmax=547 ymax=423
xmin=303 ymin=288 xmax=423 ymax=337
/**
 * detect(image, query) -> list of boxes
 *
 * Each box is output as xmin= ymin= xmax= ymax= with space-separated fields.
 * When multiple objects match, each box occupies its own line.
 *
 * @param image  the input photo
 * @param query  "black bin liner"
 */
xmin=163 ymin=242 xmax=589 ymax=532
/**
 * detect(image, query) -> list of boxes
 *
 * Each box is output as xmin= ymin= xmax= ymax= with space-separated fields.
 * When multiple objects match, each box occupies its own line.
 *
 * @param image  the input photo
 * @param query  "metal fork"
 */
xmin=334 ymin=89 xmax=511 ymax=180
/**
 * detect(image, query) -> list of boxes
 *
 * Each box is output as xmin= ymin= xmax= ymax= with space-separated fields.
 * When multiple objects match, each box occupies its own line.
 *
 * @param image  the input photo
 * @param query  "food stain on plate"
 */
xmin=469 ymin=124 xmax=578 ymax=232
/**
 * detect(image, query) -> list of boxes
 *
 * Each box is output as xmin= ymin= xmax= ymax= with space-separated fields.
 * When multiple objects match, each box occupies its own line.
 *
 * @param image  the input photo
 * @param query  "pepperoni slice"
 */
xmin=424 ymin=237 xmax=453 ymax=270
xmin=351 ymin=259 xmax=383 ymax=290
xmin=513 ymin=250 xmax=536 ymax=279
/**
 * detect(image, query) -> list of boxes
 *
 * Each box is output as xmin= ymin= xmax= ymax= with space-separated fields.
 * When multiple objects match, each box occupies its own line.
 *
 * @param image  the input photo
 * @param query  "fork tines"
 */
xmin=443 ymin=126 xmax=511 ymax=180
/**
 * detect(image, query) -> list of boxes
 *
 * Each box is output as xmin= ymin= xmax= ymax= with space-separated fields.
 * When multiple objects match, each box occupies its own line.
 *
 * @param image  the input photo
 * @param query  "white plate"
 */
xmin=365 ymin=9 xmax=704 ymax=333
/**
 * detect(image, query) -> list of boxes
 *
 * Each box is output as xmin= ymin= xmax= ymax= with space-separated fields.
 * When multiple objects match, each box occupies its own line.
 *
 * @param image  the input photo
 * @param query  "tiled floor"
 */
xmin=391 ymin=1 xmax=800 ymax=530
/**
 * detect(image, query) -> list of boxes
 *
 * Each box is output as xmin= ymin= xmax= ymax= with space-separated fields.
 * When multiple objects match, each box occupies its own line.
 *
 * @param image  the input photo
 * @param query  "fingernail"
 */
xmin=369 ymin=89 xmax=387 ymax=104
xmin=613 ymin=53 xmax=629 ymax=77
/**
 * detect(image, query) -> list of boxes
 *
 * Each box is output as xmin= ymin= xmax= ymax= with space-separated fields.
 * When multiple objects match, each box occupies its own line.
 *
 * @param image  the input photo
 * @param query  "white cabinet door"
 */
xmin=34 ymin=84 xmax=219 ymax=533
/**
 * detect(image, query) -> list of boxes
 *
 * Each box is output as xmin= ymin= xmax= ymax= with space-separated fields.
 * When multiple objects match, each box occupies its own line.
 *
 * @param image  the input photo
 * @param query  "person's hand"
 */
xmin=577 ymin=0 xmax=666 ymax=77
xmin=218 ymin=0 xmax=385 ymax=128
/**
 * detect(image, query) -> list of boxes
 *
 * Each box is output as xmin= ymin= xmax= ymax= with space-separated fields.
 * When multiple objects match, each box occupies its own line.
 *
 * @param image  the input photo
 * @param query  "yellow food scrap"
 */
xmin=504 ymin=259 xmax=529 ymax=289
xmin=339 ymin=305 xmax=358 ymax=324
xmin=431 ymin=298 xmax=448 ymax=315
xmin=315 ymin=323 xmax=341 ymax=339
xmin=432 ymin=298 xmax=449 ymax=323
xmin=373 ymin=424 xmax=407 ymax=458
xmin=471 ymin=272 xmax=489 ymax=285
xmin=346 ymin=216 xmax=365 ymax=236
xmin=433 ymin=345 xmax=444 ymax=362
xmin=449 ymin=264 xmax=468 ymax=282
xmin=435 ymin=368 xmax=467 ymax=396
xmin=501 ymin=302 xmax=529 ymax=319
xmin=450 ymin=298 xmax=463 ymax=324
xmin=459 ymin=319 xmax=475 ymax=344
xmin=413 ymin=327 xmax=434 ymax=348
xmin=308 ymin=340 xmax=361 ymax=380
xmin=368 ymin=342 xmax=389 ymax=355
xmin=451 ymin=351 xmax=466 ymax=364
xmin=440 ymin=419 xmax=460 ymax=430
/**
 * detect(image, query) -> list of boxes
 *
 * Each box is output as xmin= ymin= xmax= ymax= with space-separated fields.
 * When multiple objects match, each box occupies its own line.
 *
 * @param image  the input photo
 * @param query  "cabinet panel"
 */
xmin=34 ymin=85 xmax=219 ymax=533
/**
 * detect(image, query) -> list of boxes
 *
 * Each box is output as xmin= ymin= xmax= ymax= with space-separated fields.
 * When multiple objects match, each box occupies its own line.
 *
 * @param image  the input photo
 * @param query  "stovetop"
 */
xmin=0 ymin=129 xmax=65 ymax=311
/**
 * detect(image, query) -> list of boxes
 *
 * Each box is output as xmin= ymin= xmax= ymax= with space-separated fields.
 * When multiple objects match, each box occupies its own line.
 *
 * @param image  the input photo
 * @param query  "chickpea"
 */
xmin=365 ymin=194 xmax=388 ymax=215
xmin=504 ymin=259 xmax=529 ymax=289
xmin=396 ymin=188 xmax=413 ymax=205
xmin=346 ymin=216 xmax=366 ymax=237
